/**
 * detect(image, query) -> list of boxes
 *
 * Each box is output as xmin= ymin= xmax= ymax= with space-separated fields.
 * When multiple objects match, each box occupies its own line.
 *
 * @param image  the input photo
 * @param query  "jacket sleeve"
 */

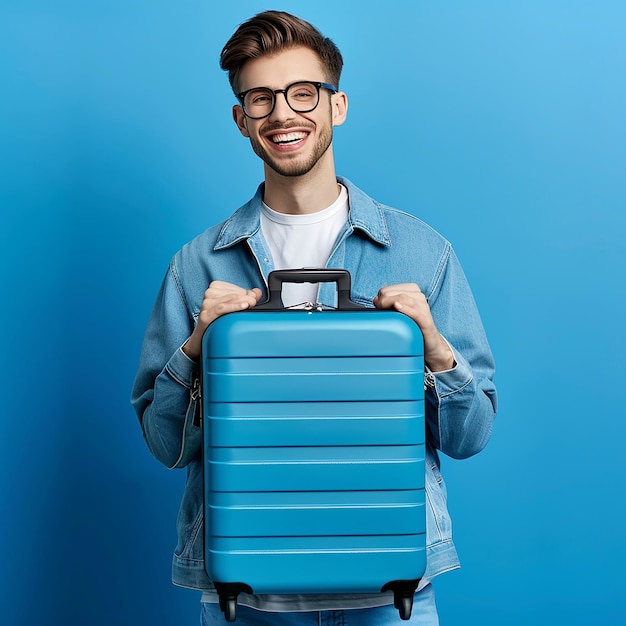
xmin=130 ymin=263 xmax=202 ymax=469
xmin=425 ymin=246 xmax=498 ymax=460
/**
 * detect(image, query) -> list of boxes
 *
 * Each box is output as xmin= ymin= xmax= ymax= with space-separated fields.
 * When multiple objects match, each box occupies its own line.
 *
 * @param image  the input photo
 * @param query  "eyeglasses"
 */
xmin=237 ymin=81 xmax=338 ymax=119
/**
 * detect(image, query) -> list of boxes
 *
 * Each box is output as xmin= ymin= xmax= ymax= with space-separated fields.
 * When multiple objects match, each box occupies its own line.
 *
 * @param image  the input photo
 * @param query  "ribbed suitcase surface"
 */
xmin=201 ymin=270 xmax=426 ymax=621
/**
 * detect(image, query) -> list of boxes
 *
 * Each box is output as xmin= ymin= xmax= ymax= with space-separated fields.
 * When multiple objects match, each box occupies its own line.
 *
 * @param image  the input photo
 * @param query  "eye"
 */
xmin=290 ymin=84 xmax=316 ymax=101
xmin=247 ymin=90 xmax=273 ymax=106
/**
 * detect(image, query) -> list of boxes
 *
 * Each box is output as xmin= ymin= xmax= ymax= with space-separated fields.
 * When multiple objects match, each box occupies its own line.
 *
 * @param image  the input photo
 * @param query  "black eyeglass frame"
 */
xmin=236 ymin=81 xmax=338 ymax=119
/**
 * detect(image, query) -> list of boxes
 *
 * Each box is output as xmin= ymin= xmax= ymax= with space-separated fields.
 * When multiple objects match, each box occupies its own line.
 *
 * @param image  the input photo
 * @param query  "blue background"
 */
xmin=2 ymin=1 xmax=625 ymax=624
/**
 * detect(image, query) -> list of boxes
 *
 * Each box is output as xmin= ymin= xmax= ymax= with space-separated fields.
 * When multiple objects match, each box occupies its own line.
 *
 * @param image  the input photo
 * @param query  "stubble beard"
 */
xmin=249 ymin=119 xmax=334 ymax=178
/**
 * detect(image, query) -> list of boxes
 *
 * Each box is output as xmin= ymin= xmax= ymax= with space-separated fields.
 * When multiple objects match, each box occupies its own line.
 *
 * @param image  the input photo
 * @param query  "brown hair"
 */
xmin=220 ymin=10 xmax=343 ymax=94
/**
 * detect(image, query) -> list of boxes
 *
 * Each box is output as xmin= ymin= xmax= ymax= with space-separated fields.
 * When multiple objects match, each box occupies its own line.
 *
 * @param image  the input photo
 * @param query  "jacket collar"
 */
xmin=214 ymin=177 xmax=391 ymax=250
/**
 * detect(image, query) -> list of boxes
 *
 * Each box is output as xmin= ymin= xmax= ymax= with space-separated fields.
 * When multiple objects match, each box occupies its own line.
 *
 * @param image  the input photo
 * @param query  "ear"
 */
xmin=232 ymin=105 xmax=250 ymax=137
xmin=331 ymin=91 xmax=348 ymax=127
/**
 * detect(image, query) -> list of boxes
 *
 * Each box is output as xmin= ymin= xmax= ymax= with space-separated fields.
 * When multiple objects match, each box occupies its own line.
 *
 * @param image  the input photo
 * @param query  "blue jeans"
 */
xmin=200 ymin=584 xmax=438 ymax=625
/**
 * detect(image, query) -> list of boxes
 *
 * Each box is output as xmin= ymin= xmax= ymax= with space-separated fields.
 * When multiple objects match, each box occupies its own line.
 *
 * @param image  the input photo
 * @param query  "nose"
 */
xmin=268 ymin=90 xmax=295 ymax=122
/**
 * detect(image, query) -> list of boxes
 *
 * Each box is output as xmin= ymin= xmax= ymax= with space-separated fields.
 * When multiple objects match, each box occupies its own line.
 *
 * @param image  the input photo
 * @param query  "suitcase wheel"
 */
xmin=223 ymin=598 xmax=237 ymax=623
xmin=381 ymin=579 xmax=420 ymax=621
xmin=214 ymin=582 xmax=253 ymax=623
xmin=398 ymin=595 xmax=413 ymax=620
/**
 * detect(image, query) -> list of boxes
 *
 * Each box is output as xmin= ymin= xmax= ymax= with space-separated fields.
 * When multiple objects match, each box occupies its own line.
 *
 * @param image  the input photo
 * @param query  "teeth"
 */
xmin=272 ymin=132 xmax=306 ymax=144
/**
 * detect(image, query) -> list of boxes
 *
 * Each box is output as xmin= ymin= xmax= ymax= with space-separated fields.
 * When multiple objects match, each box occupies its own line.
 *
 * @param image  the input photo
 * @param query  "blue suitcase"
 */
xmin=201 ymin=269 xmax=426 ymax=622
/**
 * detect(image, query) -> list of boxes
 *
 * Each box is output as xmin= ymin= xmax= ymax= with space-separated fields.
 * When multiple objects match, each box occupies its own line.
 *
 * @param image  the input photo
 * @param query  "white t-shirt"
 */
xmin=260 ymin=184 xmax=349 ymax=307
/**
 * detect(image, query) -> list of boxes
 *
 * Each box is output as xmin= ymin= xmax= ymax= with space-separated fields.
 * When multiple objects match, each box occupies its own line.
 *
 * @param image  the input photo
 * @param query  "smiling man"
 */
xmin=132 ymin=10 xmax=497 ymax=626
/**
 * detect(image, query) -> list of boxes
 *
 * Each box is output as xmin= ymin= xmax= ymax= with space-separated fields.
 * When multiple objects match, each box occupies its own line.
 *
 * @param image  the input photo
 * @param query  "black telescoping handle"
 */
xmin=254 ymin=268 xmax=364 ymax=310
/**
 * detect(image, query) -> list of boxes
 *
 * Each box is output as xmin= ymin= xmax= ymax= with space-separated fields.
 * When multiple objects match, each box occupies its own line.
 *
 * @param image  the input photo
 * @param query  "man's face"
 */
xmin=233 ymin=47 xmax=346 ymax=178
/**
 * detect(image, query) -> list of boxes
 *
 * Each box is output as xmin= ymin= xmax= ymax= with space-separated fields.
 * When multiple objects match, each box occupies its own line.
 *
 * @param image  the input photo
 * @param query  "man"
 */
xmin=132 ymin=10 xmax=497 ymax=625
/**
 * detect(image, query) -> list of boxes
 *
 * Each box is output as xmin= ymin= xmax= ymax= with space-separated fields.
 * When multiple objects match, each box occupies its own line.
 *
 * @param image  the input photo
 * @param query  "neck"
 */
xmin=262 ymin=151 xmax=340 ymax=215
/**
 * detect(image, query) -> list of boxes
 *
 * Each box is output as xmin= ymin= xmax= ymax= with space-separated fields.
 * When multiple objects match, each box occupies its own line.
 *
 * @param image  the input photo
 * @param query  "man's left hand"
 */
xmin=373 ymin=284 xmax=455 ymax=372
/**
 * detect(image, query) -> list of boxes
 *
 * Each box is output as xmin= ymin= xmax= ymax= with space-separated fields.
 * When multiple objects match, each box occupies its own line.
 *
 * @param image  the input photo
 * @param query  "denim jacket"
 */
xmin=131 ymin=177 xmax=497 ymax=603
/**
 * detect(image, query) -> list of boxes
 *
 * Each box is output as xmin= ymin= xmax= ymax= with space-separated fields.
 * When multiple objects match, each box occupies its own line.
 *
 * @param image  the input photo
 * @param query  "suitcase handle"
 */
xmin=255 ymin=268 xmax=364 ymax=310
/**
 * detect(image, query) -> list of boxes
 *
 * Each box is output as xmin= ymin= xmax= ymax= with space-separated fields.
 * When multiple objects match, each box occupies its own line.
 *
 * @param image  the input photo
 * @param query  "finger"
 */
xmin=198 ymin=293 xmax=258 ymax=325
xmin=376 ymin=283 xmax=422 ymax=299
xmin=205 ymin=282 xmax=263 ymax=303
xmin=206 ymin=280 xmax=248 ymax=296
xmin=390 ymin=295 xmax=429 ymax=315
xmin=374 ymin=288 xmax=426 ymax=310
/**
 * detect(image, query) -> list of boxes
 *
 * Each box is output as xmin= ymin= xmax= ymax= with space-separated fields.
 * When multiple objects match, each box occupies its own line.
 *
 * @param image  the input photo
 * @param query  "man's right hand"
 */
xmin=182 ymin=281 xmax=263 ymax=361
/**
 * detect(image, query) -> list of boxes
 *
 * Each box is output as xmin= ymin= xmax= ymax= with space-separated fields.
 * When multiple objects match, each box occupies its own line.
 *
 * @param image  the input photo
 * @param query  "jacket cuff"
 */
xmin=431 ymin=343 xmax=473 ymax=396
xmin=164 ymin=346 xmax=199 ymax=389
